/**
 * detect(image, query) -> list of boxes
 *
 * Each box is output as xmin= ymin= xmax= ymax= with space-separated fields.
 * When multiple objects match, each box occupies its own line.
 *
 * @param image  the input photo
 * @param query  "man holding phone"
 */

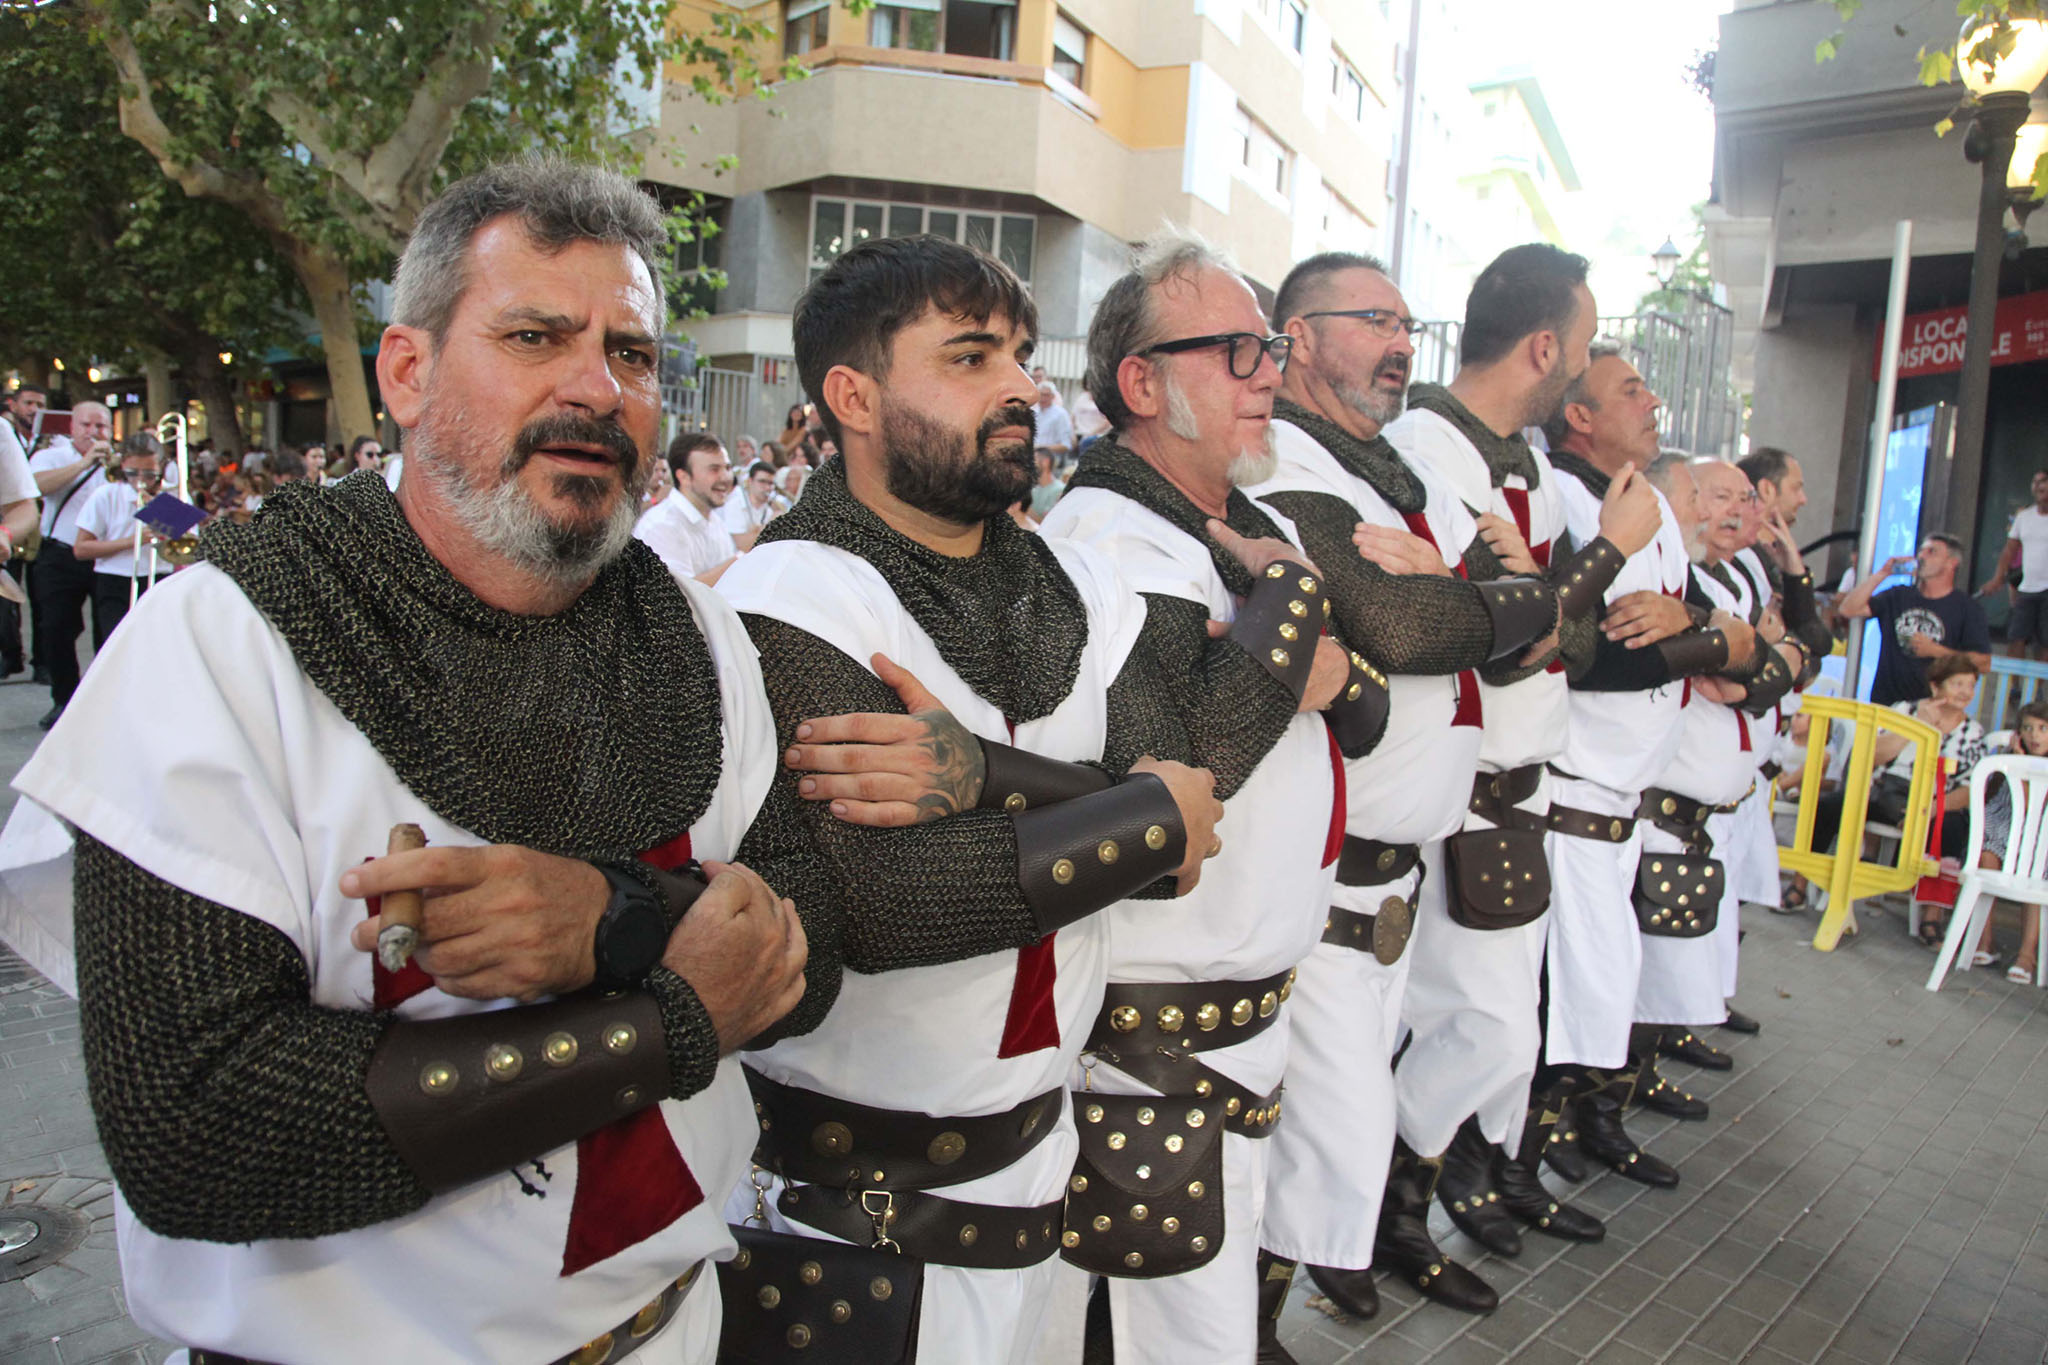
xmin=1839 ymin=535 xmax=1992 ymax=705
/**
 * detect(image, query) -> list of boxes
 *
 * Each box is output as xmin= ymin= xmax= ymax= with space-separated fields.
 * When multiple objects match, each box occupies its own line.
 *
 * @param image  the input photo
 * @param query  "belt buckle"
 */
xmin=1373 ymin=895 xmax=1412 ymax=965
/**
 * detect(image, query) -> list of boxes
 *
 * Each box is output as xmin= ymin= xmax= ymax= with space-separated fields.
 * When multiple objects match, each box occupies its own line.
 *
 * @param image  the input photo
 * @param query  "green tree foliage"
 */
xmin=70 ymin=0 xmax=831 ymax=443
xmin=0 ymin=9 xmax=308 ymax=455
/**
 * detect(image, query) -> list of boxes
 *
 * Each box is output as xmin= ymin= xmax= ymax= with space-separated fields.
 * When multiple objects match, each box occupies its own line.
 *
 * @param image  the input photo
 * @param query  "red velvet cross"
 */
xmin=1400 ymin=511 xmax=1484 ymax=729
xmin=997 ymin=720 xmax=1062 ymax=1058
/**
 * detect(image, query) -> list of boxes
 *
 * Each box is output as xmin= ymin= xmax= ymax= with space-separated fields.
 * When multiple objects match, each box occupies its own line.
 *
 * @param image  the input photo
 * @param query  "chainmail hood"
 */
xmin=1065 ymin=433 xmax=1294 ymax=599
xmin=199 ymin=471 xmax=723 ymax=861
xmin=1406 ymin=383 xmax=1541 ymax=490
xmin=754 ymin=456 xmax=1086 ymax=725
xmin=1272 ymin=398 xmax=1426 ymax=515
xmin=1546 ymin=449 xmax=1610 ymax=500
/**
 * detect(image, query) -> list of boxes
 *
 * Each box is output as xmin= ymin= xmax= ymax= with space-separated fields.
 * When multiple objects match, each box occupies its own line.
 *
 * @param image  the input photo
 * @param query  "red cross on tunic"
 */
xmin=1400 ymin=511 xmax=1484 ymax=729
xmin=1500 ymin=486 xmax=1563 ymax=676
xmin=364 ymin=828 xmax=707 ymax=1277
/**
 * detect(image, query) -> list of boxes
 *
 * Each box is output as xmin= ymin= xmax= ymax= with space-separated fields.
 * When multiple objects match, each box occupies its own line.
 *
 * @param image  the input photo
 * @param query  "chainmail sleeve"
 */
xmin=726 ymin=789 xmax=844 ymax=1051
xmin=74 ymin=833 xmax=427 ymax=1242
xmin=1256 ymin=489 xmax=1496 ymax=674
xmin=740 ymin=614 xmax=1058 ymax=974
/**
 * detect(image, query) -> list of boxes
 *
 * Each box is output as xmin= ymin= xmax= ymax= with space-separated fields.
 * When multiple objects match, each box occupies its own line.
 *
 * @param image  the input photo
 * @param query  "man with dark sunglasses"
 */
xmin=1241 ymin=252 xmax=1585 ymax=1343
xmin=1036 ymin=231 xmax=1383 ymax=1364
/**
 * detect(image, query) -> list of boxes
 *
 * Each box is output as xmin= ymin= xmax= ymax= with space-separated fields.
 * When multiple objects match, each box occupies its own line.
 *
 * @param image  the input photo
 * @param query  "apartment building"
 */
xmin=646 ymin=0 xmax=1397 ymax=440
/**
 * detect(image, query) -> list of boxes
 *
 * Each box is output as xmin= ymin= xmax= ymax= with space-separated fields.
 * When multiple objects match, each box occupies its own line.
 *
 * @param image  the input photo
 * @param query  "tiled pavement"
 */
xmin=0 ymin=620 xmax=2044 ymax=1364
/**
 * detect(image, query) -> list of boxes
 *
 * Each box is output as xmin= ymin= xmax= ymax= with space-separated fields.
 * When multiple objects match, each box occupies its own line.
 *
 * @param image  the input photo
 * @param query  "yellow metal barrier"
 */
xmin=1778 ymin=697 xmax=1945 ymax=951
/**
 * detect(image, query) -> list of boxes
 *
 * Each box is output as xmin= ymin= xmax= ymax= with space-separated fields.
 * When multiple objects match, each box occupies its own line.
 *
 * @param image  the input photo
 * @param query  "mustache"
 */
xmin=511 ymin=413 xmax=640 ymax=473
xmin=1374 ymin=354 xmax=1410 ymax=381
xmin=979 ymin=403 xmax=1037 ymax=449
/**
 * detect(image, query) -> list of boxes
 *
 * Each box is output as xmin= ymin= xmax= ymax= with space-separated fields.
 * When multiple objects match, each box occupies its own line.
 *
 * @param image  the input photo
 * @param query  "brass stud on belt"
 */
xmin=1107 ymin=1132 xmax=1127 ymax=1150
xmin=1071 ymin=1174 xmax=1090 ymax=1193
xmin=1130 ymin=1203 xmax=1149 ymax=1221
xmin=1259 ymin=990 xmax=1278 ymax=1017
xmin=870 ymin=1277 xmax=893 ymax=1301
xmin=1271 ymin=648 xmax=1291 ymax=668
xmin=1062 ymin=1229 xmax=1081 ymax=1248
xmin=812 ymin=1121 xmax=853 ymax=1156
xmin=1097 ymin=839 xmax=1120 ymax=865
xmin=1190 ymin=1236 xmax=1209 ymax=1253
xmin=1084 ymin=1104 xmax=1104 ymax=1124
xmin=543 ymin=1032 xmax=578 ymax=1067
xmin=1186 ymin=1107 xmax=1208 ymax=1128
xmin=419 ymin=1062 xmax=457 ymax=1095
xmin=1136 ymin=1106 xmax=1156 ymax=1125
xmin=958 ymin=1224 xmax=978 ymax=1246
xmin=1196 ymin=1003 xmax=1222 ymax=1031
xmin=733 ymin=1248 xmax=753 ymax=1271
xmin=830 ymin=1300 xmax=852 ymax=1324
xmin=799 ymin=1260 xmax=823 ymax=1285
xmin=787 ymin=1324 xmax=812 ymax=1348
xmin=1052 ymin=858 xmax=1075 ymax=885
xmin=567 ymin=1333 xmax=614 ymax=1365
xmin=1377 ymin=847 xmax=1398 ymax=872
xmin=1279 ymin=621 xmax=1299 ymax=642
xmin=1157 ymin=1005 xmax=1185 ymax=1032
xmin=928 ymin=1131 xmax=967 ymax=1165
xmin=1610 ymin=820 xmax=1625 ymax=839
xmin=1231 ymin=998 xmax=1254 ymax=1025
xmin=1093 ymin=1214 xmax=1113 ymax=1231
xmin=1194 ymin=1078 xmax=1213 ymax=1097
xmin=1110 ymin=1005 xmax=1141 ymax=1033
xmin=1225 ymin=1096 xmax=1242 ymax=1116
xmin=1165 ymin=1134 xmax=1185 ymax=1153
xmin=631 ymin=1297 xmax=664 ymax=1337
xmin=484 ymin=1045 xmax=522 ymax=1083
xmin=1015 ymin=1229 xmax=1029 ymax=1250
xmin=1125 ymin=1251 xmax=1145 ymax=1270
xmin=1136 ymin=1163 xmax=1152 ymax=1179
xmin=1188 ymin=1180 xmax=1206 ymax=1198
xmin=758 ymin=1286 xmax=782 ymax=1309
xmin=1162 ymin=1216 xmax=1181 ymax=1234
xmin=1662 ymin=798 xmax=1678 ymax=816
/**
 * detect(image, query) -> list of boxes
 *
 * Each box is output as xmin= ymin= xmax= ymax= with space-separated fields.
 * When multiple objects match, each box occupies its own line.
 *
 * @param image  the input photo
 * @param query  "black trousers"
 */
xmin=31 ymin=540 xmax=95 ymax=707
xmin=89 ymin=572 xmax=167 ymax=652
xmin=0 ymin=556 xmax=24 ymax=672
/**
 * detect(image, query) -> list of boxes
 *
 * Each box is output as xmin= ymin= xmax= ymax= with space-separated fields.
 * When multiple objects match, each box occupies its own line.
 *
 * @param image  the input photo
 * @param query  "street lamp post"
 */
xmin=1943 ymin=15 xmax=2048 ymax=552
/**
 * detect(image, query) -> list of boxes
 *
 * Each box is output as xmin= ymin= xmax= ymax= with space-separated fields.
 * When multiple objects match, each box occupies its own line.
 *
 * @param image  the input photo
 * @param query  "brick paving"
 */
xmin=0 ymin=631 xmax=2045 ymax=1362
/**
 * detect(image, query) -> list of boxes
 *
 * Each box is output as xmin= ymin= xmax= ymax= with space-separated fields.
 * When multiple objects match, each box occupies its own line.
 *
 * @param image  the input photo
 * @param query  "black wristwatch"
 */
xmin=591 ymin=864 xmax=671 ymax=990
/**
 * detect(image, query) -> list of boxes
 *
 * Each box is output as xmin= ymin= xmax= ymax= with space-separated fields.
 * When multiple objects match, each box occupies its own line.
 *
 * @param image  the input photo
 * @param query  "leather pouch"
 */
xmin=1632 ymin=855 xmax=1722 ymax=938
xmin=1442 ymin=826 xmax=1551 ymax=930
xmin=716 ymin=1224 xmax=922 ymax=1364
xmin=1060 ymin=1092 xmax=1226 ymax=1279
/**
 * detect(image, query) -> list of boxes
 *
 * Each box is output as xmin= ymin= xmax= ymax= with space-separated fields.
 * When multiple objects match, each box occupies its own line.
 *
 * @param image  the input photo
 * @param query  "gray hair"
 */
xmin=1539 ymin=336 xmax=1627 ymax=448
xmin=1643 ymin=449 xmax=1692 ymax=493
xmin=392 ymin=158 xmax=670 ymax=343
xmin=1085 ymin=228 xmax=1237 ymax=432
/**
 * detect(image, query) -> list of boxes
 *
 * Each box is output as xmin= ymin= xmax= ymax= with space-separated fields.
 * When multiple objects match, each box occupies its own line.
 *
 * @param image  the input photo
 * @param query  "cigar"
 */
xmin=374 ymin=823 xmax=428 ymax=973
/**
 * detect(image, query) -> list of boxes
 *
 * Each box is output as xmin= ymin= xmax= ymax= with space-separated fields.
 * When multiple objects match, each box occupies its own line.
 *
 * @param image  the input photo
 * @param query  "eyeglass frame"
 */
xmin=1133 ymin=331 xmax=1293 ymax=379
xmin=1296 ymin=309 xmax=1425 ymax=339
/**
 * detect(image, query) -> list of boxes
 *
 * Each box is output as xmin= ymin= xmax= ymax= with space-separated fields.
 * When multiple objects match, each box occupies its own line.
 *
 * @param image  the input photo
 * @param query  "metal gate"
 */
xmin=662 ymin=363 xmax=758 ymax=452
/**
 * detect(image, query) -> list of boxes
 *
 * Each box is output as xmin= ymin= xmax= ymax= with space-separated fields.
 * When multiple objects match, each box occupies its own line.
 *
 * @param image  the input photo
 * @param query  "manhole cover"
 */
xmin=0 ymin=1202 xmax=88 ymax=1281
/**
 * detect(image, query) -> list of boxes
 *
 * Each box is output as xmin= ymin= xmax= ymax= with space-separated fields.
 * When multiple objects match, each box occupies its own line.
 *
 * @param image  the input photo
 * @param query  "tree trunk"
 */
xmin=285 ymin=242 xmax=376 ymax=447
xmin=143 ymin=352 xmax=175 ymax=420
xmin=185 ymin=367 xmax=245 ymax=461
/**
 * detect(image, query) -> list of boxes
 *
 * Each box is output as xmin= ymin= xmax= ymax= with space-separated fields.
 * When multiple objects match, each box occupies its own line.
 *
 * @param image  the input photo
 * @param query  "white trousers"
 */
xmin=1395 ymin=827 xmax=1548 ymax=1157
xmin=1257 ymin=870 xmax=1416 ymax=1270
xmin=1725 ymin=781 xmax=1782 ymax=907
xmin=1633 ymin=822 xmax=1731 ymax=1028
xmin=1542 ymin=775 xmax=1645 ymax=1070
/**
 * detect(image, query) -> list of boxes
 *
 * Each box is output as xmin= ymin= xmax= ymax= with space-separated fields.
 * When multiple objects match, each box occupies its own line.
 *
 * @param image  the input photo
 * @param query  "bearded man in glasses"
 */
xmin=1034 ymin=230 xmax=1383 ymax=1363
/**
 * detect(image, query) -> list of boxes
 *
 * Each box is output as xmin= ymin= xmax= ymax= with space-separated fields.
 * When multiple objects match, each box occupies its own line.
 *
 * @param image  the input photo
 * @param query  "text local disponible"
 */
xmin=1899 ymin=311 xmax=2013 ymax=371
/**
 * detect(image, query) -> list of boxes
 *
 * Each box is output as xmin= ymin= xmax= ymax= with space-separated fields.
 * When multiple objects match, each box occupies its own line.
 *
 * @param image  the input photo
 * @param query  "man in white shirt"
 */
xmin=70 ymin=433 xmax=175 ymax=647
xmin=1981 ymin=469 xmax=2048 ymax=659
xmin=633 ymin=432 xmax=739 ymax=581
xmin=0 ymin=408 xmax=43 ymax=675
xmin=716 ymin=459 xmax=781 ymax=545
xmin=28 ymin=399 xmax=113 ymax=728
xmin=1032 ymin=380 xmax=1074 ymax=468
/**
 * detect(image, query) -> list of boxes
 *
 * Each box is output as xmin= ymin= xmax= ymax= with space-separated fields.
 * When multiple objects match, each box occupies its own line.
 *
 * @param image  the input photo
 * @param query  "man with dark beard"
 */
xmin=1032 ymin=232 xmax=1368 ymax=1364
xmin=713 ymin=233 xmax=1309 ymax=1364
xmin=1243 ymin=253 xmax=1642 ymax=1341
xmin=15 ymin=161 xmax=810 ymax=1363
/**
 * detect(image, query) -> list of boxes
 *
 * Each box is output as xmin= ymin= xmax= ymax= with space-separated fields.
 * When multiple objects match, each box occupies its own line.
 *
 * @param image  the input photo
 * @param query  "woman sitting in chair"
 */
xmin=1809 ymin=655 xmax=1989 ymax=943
xmin=1970 ymin=701 xmax=2048 ymax=982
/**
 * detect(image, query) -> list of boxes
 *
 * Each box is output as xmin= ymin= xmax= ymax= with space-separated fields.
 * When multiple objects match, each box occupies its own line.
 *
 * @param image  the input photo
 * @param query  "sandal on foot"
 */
xmin=2008 ymin=963 xmax=2035 ymax=984
xmin=1971 ymin=951 xmax=2000 ymax=969
xmin=1917 ymin=922 xmax=1945 ymax=947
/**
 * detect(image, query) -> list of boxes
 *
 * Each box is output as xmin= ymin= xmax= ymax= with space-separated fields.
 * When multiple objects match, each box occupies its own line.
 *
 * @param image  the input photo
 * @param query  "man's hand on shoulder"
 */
xmin=1207 ymin=518 xmax=1322 ymax=581
xmin=782 ymin=653 xmax=986 ymax=828
xmin=344 ymin=844 xmax=610 ymax=1002
xmin=665 ymin=861 xmax=807 ymax=1053
xmin=1602 ymin=590 xmax=1692 ymax=649
xmin=1474 ymin=513 xmax=1540 ymax=576
xmin=1350 ymin=522 xmax=1451 ymax=576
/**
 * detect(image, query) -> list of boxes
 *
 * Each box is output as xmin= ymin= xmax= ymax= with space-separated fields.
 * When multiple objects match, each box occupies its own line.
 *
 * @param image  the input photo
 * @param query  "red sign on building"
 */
xmin=1878 ymin=288 xmax=2048 ymax=379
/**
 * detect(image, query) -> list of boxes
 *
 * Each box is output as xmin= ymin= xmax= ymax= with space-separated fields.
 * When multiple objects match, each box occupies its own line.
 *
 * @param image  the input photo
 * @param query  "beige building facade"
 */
xmin=645 ymin=0 xmax=1397 ymax=441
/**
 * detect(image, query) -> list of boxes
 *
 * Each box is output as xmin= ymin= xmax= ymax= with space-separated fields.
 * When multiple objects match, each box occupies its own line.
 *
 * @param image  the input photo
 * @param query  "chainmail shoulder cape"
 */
xmin=1064 ymin=433 xmax=1290 ymax=598
xmin=754 ymin=457 xmax=1085 ymax=725
xmin=1406 ymin=383 xmax=1541 ymax=491
xmin=198 ymin=471 xmax=722 ymax=861
xmin=1547 ymin=449 xmax=1609 ymax=501
xmin=1272 ymin=397 xmax=1426 ymax=515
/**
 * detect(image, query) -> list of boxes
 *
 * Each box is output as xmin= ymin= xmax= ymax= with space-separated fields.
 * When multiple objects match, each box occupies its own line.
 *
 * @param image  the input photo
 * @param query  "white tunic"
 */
xmin=1247 ymin=418 xmax=1482 ymax=1267
xmin=1727 ymin=546 xmax=1788 ymax=908
xmin=1037 ymin=485 xmax=1338 ymax=1365
xmin=717 ymin=535 xmax=1146 ymax=1365
xmin=13 ymin=564 xmax=776 ymax=1365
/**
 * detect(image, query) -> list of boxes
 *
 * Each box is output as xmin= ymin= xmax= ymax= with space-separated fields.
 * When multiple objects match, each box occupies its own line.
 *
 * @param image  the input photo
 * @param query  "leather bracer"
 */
xmin=366 ymin=988 xmax=669 ymax=1194
xmin=977 ymin=740 xmax=1113 ymax=813
xmin=1781 ymin=569 xmax=1834 ymax=668
xmin=1736 ymin=646 xmax=1795 ymax=717
xmin=1014 ymin=772 xmax=1188 ymax=934
xmin=1324 ymin=647 xmax=1390 ymax=759
xmin=1231 ymin=560 xmax=1326 ymax=698
xmin=1477 ymin=578 xmax=1559 ymax=663
xmin=1549 ymin=537 xmax=1626 ymax=623
xmin=1655 ymin=627 xmax=1731 ymax=679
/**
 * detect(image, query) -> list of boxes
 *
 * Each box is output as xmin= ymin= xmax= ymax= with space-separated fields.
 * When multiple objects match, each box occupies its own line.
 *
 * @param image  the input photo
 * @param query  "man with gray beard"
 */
xmin=19 ymin=160 xmax=810 ymax=1363
xmin=1037 ymin=231 xmax=1383 ymax=1364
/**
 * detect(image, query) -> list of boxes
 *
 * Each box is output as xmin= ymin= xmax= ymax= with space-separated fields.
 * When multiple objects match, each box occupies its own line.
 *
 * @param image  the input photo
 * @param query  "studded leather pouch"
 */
xmin=716 ymin=1224 xmax=922 ymax=1364
xmin=1631 ymin=855 xmax=1722 ymax=938
xmin=1060 ymin=1092 xmax=1227 ymax=1280
xmin=1442 ymin=826 xmax=1551 ymax=931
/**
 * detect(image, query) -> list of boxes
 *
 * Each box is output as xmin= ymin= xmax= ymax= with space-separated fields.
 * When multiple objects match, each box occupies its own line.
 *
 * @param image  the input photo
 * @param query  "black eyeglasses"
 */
xmin=1136 ymin=331 xmax=1292 ymax=379
xmin=1298 ymin=309 xmax=1424 ymax=339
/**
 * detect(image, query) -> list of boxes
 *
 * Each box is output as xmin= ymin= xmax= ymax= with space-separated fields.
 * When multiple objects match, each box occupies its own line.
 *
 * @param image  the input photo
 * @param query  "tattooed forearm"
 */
xmin=911 ymin=708 xmax=987 ymax=821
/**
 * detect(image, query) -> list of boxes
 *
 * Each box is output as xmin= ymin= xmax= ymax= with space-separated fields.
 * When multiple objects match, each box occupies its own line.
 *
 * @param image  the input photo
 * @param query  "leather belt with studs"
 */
xmin=190 ymin=1263 xmax=706 ymax=1365
xmin=742 ymin=1067 xmax=1062 ymax=1193
xmin=1466 ymin=762 xmax=1546 ymax=830
xmin=1545 ymin=801 xmax=1636 ymax=844
xmin=1323 ymin=884 xmax=1417 ymax=965
xmin=1334 ymin=835 xmax=1419 ymax=889
xmin=1638 ymin=786 xmax=1716 ymax=848
xmin=1087 ymin=967 xmax=1294 ymax=1058
xmin=777 ymin=1182 xmax=1067 ymax=1271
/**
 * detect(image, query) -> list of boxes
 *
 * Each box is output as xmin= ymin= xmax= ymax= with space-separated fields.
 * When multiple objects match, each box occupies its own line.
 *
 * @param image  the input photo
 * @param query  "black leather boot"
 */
xmin=1719 ymin=1007 xmax=1761 ymax=1034
xmin=1255 ymin=1249 xmax=1300 ymax=1365
xmin=1495 ymin=1078 xmax=1605 ymax=1242
xmin=1574 ymin=1065 xmax=1679 ymax=1188
xmin=1436 ymin=1115 xmax=1522 ymax=1257
xmin=1534 ymin=1064 xmax=1592 ymax=1182
xmin=1657 ymin=1026 xmax=1733 ymax=1071
xmin=1303 ymin=1261 xmax=1379 ymax=1320
xmin=1638 ymin=1060 xmax=1709 ymax=1120
xmin=1373 ymin=1139 xmax=1498 ymax=1314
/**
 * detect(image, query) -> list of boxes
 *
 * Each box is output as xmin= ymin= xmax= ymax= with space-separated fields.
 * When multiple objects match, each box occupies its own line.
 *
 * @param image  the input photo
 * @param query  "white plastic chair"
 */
xmin=1925 ymin=753 xmax=2048 ymax=991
